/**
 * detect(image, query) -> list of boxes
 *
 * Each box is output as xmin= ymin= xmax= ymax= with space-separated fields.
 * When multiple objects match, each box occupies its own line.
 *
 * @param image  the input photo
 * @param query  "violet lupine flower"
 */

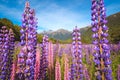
xmin=17 ymin=1 xmax=37 ymax=80
xmin=17 ymin=46 xmax=26 ymax=79
xmin=9 ymin=29 xmax=15 ymax=78
xmin=0 ymin=26 xmax=11 ymax=79
xmin=55 ymin=60 xmax=61 ymax=80
xmin=71 ymin=26 xmax=83 ymax=80
xmin=25 ymin=9 xmax=37 ymax=80
xmin=64 ymin=54 xmax=69 ymax=80
xmin=83 ymin=65 xmax=90 ymax=80
xmin=39 ymin=35 xmax=49 ymax=80
xmin=0 ymin=28 xmax=3 ymax=74
xmin=117 ymin=65 xmax=120 ymax=80
xmin=17 ymin=1 xmax=30 ymax=79
xmin=0 ymin=26 xmax=9 ymax=79
xmin=91 ymin=0 xmax=112 ymax=80
xmin=70 ymin=63 xmax=75 ymax=80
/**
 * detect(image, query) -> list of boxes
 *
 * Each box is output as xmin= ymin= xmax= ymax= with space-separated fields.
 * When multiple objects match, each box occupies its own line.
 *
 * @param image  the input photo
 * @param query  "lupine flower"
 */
xmin=16 ymin=46 xmax=26 ymax=79
xmin=0 ymin=28 xmax=2 ymax=66
xmin=25 ymin=8 xmax=37 ymax=80
xmin=34 ymin=48 xmax=41 ymax=80
xmin=9 ymin=29 xmax=15 ymax=79
xmin=83 ymin=65 xmax=90 ymax=80
xmin=17 ymin=1 xmax=37 ymax=80
xmin=55 ymin=60 xmax=61 ymax=80
xmin=64 ymin=54 xmax=69 ymax=80
xmin=91 ymin=0 xmax=112 ymax=79
xmin=0 ymin=26 xmax=14 ymax=80
xmin=53 ymin=41 xmax=60 ymax=56
xmin=48 ymin=42 xmax=54 ymax=69
xmin=70 ymin=63 xmax=75 ymax=80
xmin=11 ymin=60 xmax=17 ymax=80
xmin=0 ymin=26 xmax=9 ymax=79
xmin=0 ymin=27 xmax=3 ymax=75
xmin=17 ymin=1 xmax=30 ymax=78
xmin=71 ymin=26 xmax=83 ymax=80
xmin=48 ymin=42 xmax=54 ymax=80
xmin=39 ymin=35 xmax=49 ymax=80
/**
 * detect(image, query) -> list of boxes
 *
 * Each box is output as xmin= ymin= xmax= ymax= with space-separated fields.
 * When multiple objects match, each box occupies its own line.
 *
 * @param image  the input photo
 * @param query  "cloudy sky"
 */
xmin=0 ymin=0 xmax=120 ymax=32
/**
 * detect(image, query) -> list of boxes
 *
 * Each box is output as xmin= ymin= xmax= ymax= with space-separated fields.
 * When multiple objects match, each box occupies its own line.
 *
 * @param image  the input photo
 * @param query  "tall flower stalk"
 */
xmin=11 ymin=60 xmax=17 ymax=80
xmin=48 ymin=42 xmax=54 ymax=80
xmin=39 ymin=35 xmax=49 ymax=80
xmin=0 ymin=26 xmax=9 ymax=79
xmin=55 ymin=60 xmax=61 ymax=80
xmin=71 ymin=26 xmax=83 ymax=80
xmin=0 ymin=26 xmax=14 ymax=80
xmin=64 ymin=54 xmax=69 ymax=80
xmin=9 ymin=29 xmax=15 ymax=78
xmin=83 ymin=65 xmax=90 ymax=80
xmin=17 ymin=1 xmax=37 ymax=80
xmin=91 ymin=0 xmax=112 ymax=79
xmin=34 ymin=48 xmax=41 ymax=80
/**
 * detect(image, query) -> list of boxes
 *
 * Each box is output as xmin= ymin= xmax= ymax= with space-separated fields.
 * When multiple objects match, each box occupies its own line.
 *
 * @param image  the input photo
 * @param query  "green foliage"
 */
xmin=81 ymin=27 xmax=92 ymax=44
xmin=13 ymin=46 xmax=20 ymax=60
xmin=37 ymin=34 xmax=43 ymax=43
xmin=111 ymin=52 xmax=120 ymax=80
xmin=107 ymin=12 xmax=120 ymax=43
xmin=0 ymin=18 xmax=21 ymax=41
xmin=60 ymin=54 xmax=65 ymax=80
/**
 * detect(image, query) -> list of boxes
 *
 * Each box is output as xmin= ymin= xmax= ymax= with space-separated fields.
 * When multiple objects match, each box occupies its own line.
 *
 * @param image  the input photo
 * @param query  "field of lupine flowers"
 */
xmin=0 ymin=0 xmax=120 ymax=80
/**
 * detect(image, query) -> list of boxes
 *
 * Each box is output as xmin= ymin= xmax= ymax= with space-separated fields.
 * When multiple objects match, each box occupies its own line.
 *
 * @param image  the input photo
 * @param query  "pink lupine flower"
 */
xmin=34 ymin=48 xmax=41 ymax=80
xmin=48 ymin=42 xmax=54 ymax=69
xmin=64 ymin=55 xmax=69 ymax=80
xmin=48 ymin=42 xmax=54 ymax=80
xmin=10 ymin=61 xmax=17 ymax=80
xmin=55 ymin=60 xmax=61 ymax=80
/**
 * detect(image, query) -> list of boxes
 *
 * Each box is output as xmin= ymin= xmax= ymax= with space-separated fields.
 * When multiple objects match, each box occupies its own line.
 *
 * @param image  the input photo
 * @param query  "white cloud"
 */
xmin=36 ymin=3 xmax=90 ymax=32
xmin=0 ymin=1 xmax=90 ymax=32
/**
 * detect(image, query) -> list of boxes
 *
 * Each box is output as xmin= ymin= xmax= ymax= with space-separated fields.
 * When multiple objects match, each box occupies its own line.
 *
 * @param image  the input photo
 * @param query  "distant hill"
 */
xmin=40 ymin=29 xmax=72 ymax=40
xmin=0 ymin=18 xmax=21 ymax=41
xmin=107 ymin=12 xmax=120 ymax=43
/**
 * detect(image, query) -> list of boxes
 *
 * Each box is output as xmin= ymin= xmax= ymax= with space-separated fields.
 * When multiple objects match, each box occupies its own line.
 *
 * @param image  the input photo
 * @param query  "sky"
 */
xmin=0 ymin=0 xmax=120 ymax=32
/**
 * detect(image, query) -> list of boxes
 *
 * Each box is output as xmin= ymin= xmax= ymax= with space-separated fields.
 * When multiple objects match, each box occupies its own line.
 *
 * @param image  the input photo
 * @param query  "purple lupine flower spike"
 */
xmin=91 ymin=0 xmax=112 ymax=80
xmin=71 ymin=26 xmax=83 ymax=80
xmin=39 ymin=35 xmax=49 ymax=80
xmin=0 ymin=26 xmax=9 ymax=80
xmin=17 ymin=1 xmax=37 ymax=80
xmin=0 ymin=26 xmax=14 ymax=80
xmin=9 ymin=29 xmax=15 ymax=79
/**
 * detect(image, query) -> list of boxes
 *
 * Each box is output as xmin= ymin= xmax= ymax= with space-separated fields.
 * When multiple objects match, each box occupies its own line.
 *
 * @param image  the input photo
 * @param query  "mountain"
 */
xmin=40 ymin=12 xmax=120 ymax=43
xmin=41 ymin=29 xmax=72 ymax=40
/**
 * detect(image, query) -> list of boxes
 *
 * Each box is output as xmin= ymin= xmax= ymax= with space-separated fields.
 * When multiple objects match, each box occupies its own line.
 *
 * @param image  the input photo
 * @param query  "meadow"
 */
xmin=0 ymin=0 xmax=120 ymax=80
